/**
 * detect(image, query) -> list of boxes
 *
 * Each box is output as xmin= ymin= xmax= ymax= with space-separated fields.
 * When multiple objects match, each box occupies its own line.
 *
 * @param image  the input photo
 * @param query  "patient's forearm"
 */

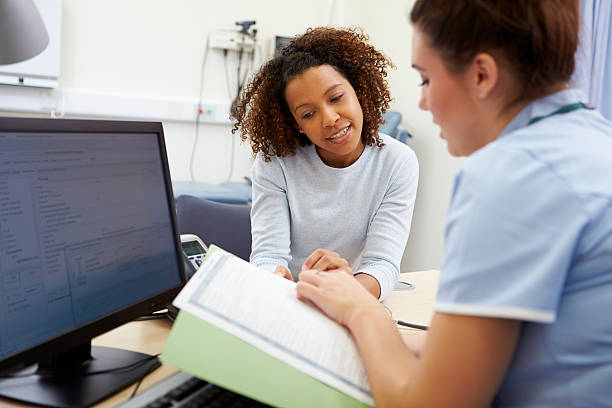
xmin=354 ymin=273 xmax=381 ymax=299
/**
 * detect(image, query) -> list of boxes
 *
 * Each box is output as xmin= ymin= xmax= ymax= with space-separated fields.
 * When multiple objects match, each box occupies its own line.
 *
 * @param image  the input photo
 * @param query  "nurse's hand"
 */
xmin=273 ymin=265 xmax=293 ymax=281
xmin=296 ymin=268 xmax=380 ymax=327
xmin=302 ymin=248 xmax=381 ymax=298
xmin=302 ymin=248 xmax=352 ymax=274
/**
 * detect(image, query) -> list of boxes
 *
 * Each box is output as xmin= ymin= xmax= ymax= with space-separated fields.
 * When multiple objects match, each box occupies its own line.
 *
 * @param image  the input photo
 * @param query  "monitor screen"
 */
xmin=0 ymin=118 xmax=185 ymax=407
xmin=273 ymin=35 xmax=292 ymax=57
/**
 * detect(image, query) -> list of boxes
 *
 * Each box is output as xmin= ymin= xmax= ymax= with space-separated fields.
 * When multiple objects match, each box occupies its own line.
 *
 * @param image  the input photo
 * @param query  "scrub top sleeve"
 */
xmin=436 ymin=148 xmax=588 ymax=323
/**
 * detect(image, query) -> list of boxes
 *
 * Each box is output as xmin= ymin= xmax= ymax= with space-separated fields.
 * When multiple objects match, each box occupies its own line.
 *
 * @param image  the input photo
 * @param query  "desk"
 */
xmin=0 ymin=270 xmax=439 ymax=408
xmin=384 ymin=269 xmax=439 ymax=325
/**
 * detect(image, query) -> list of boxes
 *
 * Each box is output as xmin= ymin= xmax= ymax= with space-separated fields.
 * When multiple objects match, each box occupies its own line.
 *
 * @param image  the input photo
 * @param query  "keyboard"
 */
xmin=117 ymin=371 xmax=273 ymax=408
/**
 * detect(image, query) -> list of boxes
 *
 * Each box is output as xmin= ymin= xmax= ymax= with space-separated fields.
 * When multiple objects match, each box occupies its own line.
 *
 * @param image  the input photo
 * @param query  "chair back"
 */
xmin=175 ymin=194 xmax=252 ymax=261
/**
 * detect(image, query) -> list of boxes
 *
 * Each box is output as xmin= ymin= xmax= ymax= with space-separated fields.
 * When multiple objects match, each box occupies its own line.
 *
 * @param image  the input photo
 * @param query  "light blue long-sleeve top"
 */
xmin=249 ymin=133 xmax=419 ymax=300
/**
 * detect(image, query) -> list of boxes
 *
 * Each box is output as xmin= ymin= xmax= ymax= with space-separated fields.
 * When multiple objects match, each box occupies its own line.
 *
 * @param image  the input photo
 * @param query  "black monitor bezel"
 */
xmin=0 ymin=117 xmax=186 ymax=373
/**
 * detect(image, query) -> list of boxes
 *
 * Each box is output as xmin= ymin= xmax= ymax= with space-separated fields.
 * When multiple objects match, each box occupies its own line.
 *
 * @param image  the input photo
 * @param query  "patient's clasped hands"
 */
xmin=272 ymin=248 xmax=353 ymax=281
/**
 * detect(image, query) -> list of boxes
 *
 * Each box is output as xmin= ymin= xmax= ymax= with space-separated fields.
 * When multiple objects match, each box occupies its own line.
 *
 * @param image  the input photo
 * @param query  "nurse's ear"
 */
xmin=469 ymin=52 xmax=500 ymax=100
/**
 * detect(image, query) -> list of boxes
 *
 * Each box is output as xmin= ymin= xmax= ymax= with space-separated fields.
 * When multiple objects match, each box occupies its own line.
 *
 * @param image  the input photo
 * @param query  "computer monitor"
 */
xmin=272 ymin=35 xmax=292 ymax=58
xmin=0 ymin=117 xmax=185 ymax=407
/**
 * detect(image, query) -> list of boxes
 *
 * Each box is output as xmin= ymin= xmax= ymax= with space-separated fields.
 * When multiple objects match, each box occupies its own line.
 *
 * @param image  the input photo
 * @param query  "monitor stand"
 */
xmin=0 ymin=344 xmax=160 ymax=408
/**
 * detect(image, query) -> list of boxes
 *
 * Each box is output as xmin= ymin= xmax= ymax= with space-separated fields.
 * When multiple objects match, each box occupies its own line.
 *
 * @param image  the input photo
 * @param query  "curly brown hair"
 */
xmin=231 ymin=27 xmax=395 ymax=161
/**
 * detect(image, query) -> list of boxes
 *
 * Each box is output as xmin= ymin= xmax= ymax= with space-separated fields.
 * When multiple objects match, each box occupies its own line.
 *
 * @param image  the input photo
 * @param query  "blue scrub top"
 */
xmin=436 ymin=89 xmax=612 ymax=406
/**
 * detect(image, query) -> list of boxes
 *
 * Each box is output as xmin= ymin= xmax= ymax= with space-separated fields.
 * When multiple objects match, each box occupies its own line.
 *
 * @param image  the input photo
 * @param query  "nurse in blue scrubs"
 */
xmin=296 ymin=0 xmax=612 ymax=406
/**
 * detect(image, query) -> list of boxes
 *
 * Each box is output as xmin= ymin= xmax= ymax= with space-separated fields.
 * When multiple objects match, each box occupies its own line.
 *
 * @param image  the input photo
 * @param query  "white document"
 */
xmin=173 ymin=249 xmax=373 ymax=406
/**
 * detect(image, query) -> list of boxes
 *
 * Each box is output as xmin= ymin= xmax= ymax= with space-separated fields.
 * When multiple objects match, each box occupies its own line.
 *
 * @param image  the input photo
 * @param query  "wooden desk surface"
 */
xmin=1 ymin=270 xmax=440 ymax=408
xmin=384 ymin=269 xmax=440 ymax=326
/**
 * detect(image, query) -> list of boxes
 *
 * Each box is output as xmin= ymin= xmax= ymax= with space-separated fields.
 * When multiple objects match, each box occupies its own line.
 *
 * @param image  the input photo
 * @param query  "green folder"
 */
xmin=160 ymin=246 xmax=371 ymax=408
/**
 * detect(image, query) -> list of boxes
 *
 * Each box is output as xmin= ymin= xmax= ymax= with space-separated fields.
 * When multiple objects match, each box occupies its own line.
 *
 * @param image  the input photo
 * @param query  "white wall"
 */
xmin=65 ymin=0 xmax=340 ymax=183
xmin=0 ymin=0 xmax=464 ymax=271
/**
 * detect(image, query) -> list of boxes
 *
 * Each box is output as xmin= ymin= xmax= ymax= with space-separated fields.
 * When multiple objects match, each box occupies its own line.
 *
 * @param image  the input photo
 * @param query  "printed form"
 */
xmin=173 ymin=250 xmax=373 ymax=406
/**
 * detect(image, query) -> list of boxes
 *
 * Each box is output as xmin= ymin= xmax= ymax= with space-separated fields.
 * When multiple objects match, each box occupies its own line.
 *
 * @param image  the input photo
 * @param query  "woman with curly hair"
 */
xmin=231 ymin=27 xmax=418 ymax=300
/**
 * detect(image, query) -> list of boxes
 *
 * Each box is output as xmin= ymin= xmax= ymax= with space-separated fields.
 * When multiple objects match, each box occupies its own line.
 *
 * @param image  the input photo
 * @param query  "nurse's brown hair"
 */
xmin=410 ymin=0 xmax=579 ymax=103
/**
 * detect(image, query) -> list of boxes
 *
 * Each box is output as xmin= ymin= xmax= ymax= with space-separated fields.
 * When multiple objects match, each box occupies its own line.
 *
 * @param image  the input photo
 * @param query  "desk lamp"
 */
xmin=0 ymin=0 xmax=49 ymax=65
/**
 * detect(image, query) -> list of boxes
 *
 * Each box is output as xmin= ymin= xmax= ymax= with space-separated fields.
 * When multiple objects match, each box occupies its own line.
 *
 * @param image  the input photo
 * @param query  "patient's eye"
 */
xmin=419 ymin=78 xmax=429 ymax=87
xmin=330 ymin=93 xmax=344 ymax=103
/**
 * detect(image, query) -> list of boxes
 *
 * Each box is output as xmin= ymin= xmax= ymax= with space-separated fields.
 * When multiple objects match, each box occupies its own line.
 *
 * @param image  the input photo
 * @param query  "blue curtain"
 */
xmin=573 ymin=0 xmax=612 ymax=120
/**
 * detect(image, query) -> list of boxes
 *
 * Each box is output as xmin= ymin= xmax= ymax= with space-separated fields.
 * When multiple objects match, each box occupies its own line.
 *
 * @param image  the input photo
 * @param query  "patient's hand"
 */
xmin=302 ymin=248 xmax=352 ymax=274
xmin=302 ymin=248 xmax=380 ymax=297
xmin=273 ymin=265 xmax=293 ymax=281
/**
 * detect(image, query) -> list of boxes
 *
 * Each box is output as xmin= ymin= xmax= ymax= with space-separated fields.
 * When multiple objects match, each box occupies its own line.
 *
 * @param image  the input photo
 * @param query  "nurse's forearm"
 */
xmin=347 ymin=304 xmax=418 ymax=407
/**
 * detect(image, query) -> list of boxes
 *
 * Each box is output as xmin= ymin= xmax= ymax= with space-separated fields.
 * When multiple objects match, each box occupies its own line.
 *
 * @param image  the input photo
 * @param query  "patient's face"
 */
xmin=284 ymin=64 xmax=364 ymax=168
xmin=411 ymin=29 xmax=480 ymax=157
